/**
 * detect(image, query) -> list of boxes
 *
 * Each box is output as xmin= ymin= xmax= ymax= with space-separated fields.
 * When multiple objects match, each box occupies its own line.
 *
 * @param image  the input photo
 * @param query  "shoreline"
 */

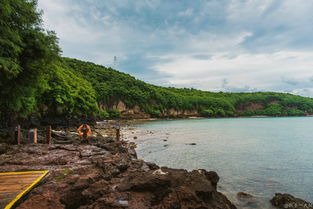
xmin=122 ymin=124 xmax=252 ymax=207
xmin=0 ymin=120 xmax=312 ymax=208
xmin=119 ymin=114 xmax=313 ymax=122
xmin=107 ymin=114 xmax=313 ymax=129
xmin=121 ymin=119 xmax=313 ymax=209
xmin=0 ymin=126 xmax=237 ymax=209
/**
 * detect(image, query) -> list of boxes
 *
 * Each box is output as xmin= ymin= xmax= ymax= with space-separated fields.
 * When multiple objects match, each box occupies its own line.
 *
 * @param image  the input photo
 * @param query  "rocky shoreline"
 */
xmin=121 ymin=121 xmax=313 ymax=209
xmin=0 ymin=128 xmax=237 ymax=209
xmin=0 ymin=122 xmax=312 ymax=209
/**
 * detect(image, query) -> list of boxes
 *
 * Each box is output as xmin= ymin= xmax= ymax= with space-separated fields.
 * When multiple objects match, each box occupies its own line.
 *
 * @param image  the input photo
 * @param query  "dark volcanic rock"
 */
xmin=237 ymin=192 xmax=254 ymax=199
xmin=198 ymin=169 xmax=219 ymax=189
xmin=271 ymin=193 xmax=313 ymax=209
xmin=145 ymin=162 xmax=159 ymax=170
xmin=236 ymin=192 xmax=261 ymax=209
xmin=0 ymin=139 xmax=236 ymax=209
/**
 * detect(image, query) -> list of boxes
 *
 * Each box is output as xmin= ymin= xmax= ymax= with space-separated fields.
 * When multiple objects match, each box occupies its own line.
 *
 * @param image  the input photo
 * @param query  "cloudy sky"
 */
xmin=38 ymin=0 xmax=313 ymax=97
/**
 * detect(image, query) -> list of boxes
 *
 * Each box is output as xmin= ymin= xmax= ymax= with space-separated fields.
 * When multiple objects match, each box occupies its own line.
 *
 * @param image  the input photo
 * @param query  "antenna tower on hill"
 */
xmin=114 ymin=56 xmax=117 ymax=67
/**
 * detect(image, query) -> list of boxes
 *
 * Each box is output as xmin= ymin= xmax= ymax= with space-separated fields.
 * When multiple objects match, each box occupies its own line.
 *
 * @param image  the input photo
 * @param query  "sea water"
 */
xmin=130 ymin=117 xmax=313 ymax=207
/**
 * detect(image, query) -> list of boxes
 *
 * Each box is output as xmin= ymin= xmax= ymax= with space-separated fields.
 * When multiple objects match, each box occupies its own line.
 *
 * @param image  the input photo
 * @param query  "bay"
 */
xmin=128 ymin=117 xmax=313 ymax=208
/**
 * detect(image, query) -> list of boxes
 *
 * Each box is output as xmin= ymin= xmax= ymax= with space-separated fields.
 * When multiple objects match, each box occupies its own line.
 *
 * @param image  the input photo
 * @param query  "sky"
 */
xmin=38 ymin=0 xmax=313 ymax=97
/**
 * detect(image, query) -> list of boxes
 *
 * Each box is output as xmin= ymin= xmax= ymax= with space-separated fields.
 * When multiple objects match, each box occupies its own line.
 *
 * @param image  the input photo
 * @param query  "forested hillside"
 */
xmin=59 ymin=58 xmax=313 ymax=118
xmin=1 ymin=0 xmax=313 ymax=127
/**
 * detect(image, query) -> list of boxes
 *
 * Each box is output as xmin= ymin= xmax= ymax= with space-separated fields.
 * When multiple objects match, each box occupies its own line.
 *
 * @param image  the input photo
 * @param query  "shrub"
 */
xmin=99 ymin=109 xmax=109 ymax=118
xmin=200 ymin=109 xmax=214 ymax=116
xmin=108 ymin=109 xmax=120 ymax=118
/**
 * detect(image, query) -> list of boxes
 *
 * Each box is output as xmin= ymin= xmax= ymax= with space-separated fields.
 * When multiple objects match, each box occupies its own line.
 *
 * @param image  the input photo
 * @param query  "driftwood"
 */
xmin=51 ymin=131 xmax=78 ymax=144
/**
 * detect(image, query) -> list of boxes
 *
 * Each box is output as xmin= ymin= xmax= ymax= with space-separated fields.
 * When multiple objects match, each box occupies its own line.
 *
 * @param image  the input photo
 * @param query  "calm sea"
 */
xmin=129 ymin=117 xmax=313 ymax=208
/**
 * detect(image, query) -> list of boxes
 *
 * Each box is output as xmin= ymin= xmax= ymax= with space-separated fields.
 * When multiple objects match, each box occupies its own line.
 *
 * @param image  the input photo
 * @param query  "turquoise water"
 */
xmin=131 ymin=117 xmax=313 ymax=207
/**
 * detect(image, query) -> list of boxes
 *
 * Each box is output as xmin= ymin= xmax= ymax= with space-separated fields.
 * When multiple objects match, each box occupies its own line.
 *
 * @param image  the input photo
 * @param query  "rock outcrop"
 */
xmin=0 ymin=138 xmax=236 ymax=209
xmin=271 ymin=193 xmax=313 ymax=209
xmin=102 ymin=100 xmax=150 ymax=119
xmin=100 ymin=100 xmax=201 ymax=119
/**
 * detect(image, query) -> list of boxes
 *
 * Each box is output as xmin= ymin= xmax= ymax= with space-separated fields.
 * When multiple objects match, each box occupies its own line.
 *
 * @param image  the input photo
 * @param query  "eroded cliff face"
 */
xmin=164 ymin=108 xmax=199 ymax=117
xmin=100 ymin=100 xmax=200 ymax=119
xmin=236 ymin=102 xmax=264 ymax=113
xmin=101 ymin=99 xmax=298 ymax=119
xmin=112 ymin=100 xmax=150 ymax=119
xmin=0 ymin=137 xmax=236 ymax=209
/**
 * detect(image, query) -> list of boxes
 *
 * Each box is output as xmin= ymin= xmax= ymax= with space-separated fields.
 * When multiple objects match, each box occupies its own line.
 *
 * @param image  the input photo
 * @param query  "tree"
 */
xmin=0 ymin=0 xmax=60 ymax=125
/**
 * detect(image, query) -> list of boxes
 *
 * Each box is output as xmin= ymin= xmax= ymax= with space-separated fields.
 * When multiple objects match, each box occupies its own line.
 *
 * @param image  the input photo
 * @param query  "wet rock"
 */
xmin=237 ymin=192 xmax=255 ymax=199
xmin=145 ymin=162 xmax=160 ymax=170
xmin=243 ymin=201 xmax=260 ymax=208
xmin=17 ymin=191 xmax=65 ymax=209
xmin=271 ymin=193 xmax=313 ymax=209
xmin=117 ymin=171 xmax=171 ymax=193
xmin=236 ymin=191 xmax=261 ymax=208
xmin=127 ymin=142 xmax=137 ymax=159
xmin=197 ymin=169 xmax=219 ymax=189
xmin=116 ymin=167 xmax=236 ymax=208
xmin=96 ymin=141 xmax=128 ymax=154
xmin=88 ymin=135 xmax=113 ymax=144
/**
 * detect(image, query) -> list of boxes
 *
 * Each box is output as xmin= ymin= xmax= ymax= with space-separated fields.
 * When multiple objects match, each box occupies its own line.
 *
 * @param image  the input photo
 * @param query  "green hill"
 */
xmin=1 ymin=0 xmax=313 ymax=127
xmin=57 ymin=57 xmax=313 ymax=118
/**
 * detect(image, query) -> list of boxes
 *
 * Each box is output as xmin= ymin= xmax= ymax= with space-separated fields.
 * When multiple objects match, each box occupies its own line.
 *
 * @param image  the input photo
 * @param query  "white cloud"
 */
xmin=38 ymin=0 xmax=95 ymax=42
xmin=37 ymin=0 xmax=313 ymax=97
xmin=38 ymin=0 xmax=132 ymax=66
xmin=151 ymin=50 xmax=313 ymax=94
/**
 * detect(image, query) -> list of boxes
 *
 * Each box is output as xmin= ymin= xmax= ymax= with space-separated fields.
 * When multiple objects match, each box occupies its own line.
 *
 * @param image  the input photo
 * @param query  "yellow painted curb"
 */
xmin=2 ymin=170 xmax=49 ymax=209
xmin=0 ymin=170 xmax=48 ymax=175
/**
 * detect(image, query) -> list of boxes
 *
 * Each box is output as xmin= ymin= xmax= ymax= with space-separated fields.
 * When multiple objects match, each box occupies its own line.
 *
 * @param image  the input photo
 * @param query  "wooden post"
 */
xmin=15 ymin=125 xmax=21 ymax=145
xmin=116 ymin=127 xmax=120 ymax=141
xmin=33 ymin=128 xmax=37 ymax=144
xmin=28 ymin=128 xmax=37 ymax=144
xmin=46 ymin=126 xmax=51 ymax=144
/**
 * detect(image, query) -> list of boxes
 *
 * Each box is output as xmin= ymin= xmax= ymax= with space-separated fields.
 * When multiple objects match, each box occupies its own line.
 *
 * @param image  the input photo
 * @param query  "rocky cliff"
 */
xmin=105 ymin=100 xmax=200 ymax=119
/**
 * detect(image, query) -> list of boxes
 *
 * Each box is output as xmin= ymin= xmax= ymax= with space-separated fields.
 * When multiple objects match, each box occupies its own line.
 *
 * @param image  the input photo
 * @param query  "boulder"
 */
xmin=271 ymin=193 xmax=313 ymax=209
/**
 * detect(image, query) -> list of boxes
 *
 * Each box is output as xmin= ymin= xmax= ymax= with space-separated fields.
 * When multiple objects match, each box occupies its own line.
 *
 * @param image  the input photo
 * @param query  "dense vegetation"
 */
xmin=1 ymin=0 xmax=313 ymax=127
xmin=59 ymin=58 xmax=313 ymax=118
xmin=0 ymin=0 xmax=60 ymax=122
